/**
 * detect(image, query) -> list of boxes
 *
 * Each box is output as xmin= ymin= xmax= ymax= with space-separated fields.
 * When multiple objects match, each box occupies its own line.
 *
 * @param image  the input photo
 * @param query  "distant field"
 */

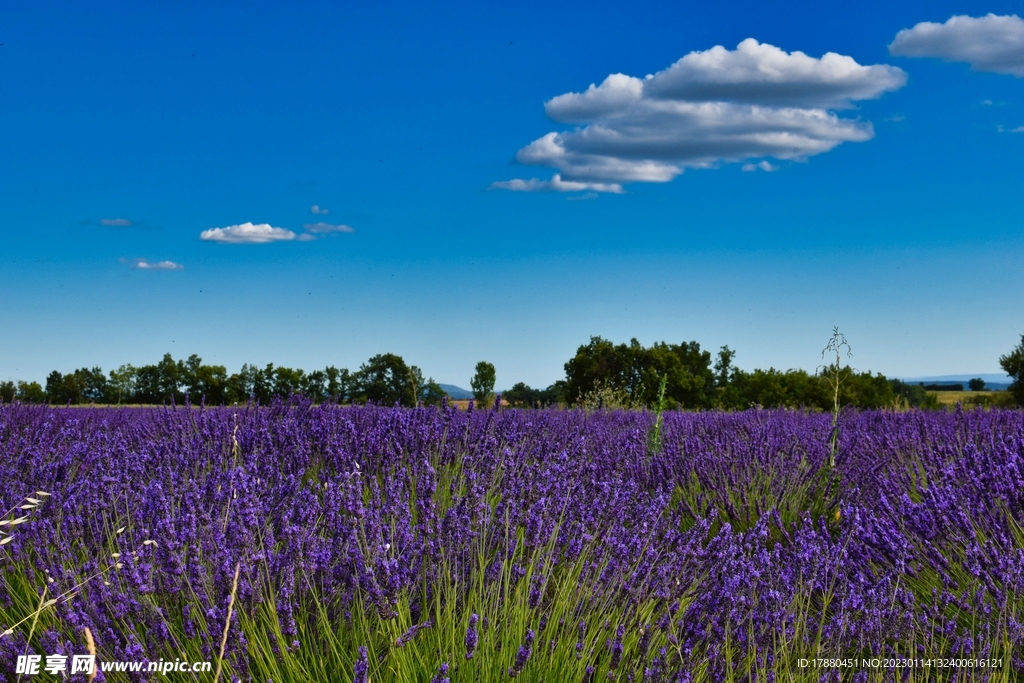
xmin=930 ymin=390 xmax=1003 ymax=406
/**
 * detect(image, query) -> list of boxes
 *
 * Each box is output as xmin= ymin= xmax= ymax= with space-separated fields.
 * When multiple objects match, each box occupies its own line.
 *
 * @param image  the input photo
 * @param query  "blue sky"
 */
xmin=2 ymin=0 xmax=1022 ymax=389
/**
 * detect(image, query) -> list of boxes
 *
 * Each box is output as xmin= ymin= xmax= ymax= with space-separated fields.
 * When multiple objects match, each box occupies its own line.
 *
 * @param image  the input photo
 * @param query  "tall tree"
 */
xmin=471 ymin=361 xmax=496 ymax=405
xmin=1000 ymin=334 xmax=1024 ymax=406
xmin=353 ymin=353 xmax=418 ymax=406
xmin=107 ymin=364 xmax=137 ymax=404
xmin=563 ymin=336 xmax=713 ymax=408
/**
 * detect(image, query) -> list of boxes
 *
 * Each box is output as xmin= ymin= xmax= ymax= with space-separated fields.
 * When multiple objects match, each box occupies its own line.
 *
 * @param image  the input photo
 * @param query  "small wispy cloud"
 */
xmin=741 ymin=160 xmax=779 ymax=172
xmin=998 ymin=124 xmax=1024 ymax=133
xmin=885 ymin=114 xmax=906 ymax=122
xmin=100 ymin=218 xmax=133 ymax=227
xmin=199 ymin=222 xmax=297 ymax=244
xmin=303 ymin=222 xmax=356 ymax=234
xmin=311 ymin=205 xmax=330 ymax=215
xmin=121 ymin=258 xmax=184 ymax=270
xmin=490 ymin=173 xmax=623 ymax=194
xmin=982 ymin=99 xmax=994 ymax=105
xmin=566 ymin=192 xmax=600 ymax=201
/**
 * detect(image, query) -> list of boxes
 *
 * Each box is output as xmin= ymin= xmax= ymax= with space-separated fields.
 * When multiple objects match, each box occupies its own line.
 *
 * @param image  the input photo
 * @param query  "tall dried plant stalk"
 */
xmin=83 ymin=627 xmax=97 ymax=683
xmin=213 ymin=562 xmax=241 ymax=683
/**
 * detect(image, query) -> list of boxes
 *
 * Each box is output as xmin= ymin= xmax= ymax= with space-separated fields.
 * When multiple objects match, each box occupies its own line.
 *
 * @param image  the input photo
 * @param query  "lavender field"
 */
xmin=1 ymin=401 xmax=1023 ymax=682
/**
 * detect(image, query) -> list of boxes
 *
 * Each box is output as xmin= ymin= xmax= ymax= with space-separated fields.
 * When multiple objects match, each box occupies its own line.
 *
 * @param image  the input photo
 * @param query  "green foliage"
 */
xmin=16 ymin=381 xmax=45 ymax=403
xmin=45 ymin=367 xmax=106 ymax=404
xmin=352 ymin=353 xmax=420 ymax=407
xmin=647 ymin=374 xmax=668 ymax=454
xmin=564 ymin=336 xmax=714 ymax=409
xmin=503 ymin=382 xmax=565 ymax=408
xmin=999 ymin=333 xmax=1024 ymax=406
xmin=576 ymin=379 xmax=644 ymax=410
xmin=889 ymin=379 xmax=928 ymax=408
xmin=470 ymin=361 xmax=496 ymax=405
xmin=968 ymin=377 xmax=986 ymax=391
xmin=419 ymin=378 xmax=447 ymax=406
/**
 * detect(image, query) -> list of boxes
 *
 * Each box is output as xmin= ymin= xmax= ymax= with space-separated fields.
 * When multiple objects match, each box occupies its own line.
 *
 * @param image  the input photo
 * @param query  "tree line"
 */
xmin=504 ymin=336 xmax=929 ymax=411
xmin=4 ymin=333 xmax=1023 ymax=409
xmin=0 ymin=353 xmax=445 ymax=407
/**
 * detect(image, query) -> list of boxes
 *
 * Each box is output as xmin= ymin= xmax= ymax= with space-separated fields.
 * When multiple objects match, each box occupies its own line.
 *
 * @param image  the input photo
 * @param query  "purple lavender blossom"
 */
xmin=353 ymin=646 xmax=369 ymax=683
xmin=507 ymin=629 xmax=534 ymax=677
xmin=431 ymin=662 xmax=450 ymax=683
xmin=464 ymin=613 xmax=478 ymax=660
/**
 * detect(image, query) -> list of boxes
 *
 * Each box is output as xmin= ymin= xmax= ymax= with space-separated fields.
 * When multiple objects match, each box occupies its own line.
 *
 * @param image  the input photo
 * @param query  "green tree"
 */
xmin=78 ymin=366 xmax=107 ymax=402
xmin=156 ymin=353 xmax=181 ymax=403
xmin=273 ymin=366 xmax=305 ymax=398
xmin=540 ymin=381 xmax=566 ymax=407
xmin=46 ymin=371 xmax=84 ymax=404
xmin=968 ymin=377 xmax=986 ymax=392
xmin=419 ymin=378 xmax=447 ymax=406
xmin=225 ymin=364 xmax=256 ymax=404
xmin=353 ymin=353 xmax=418 ymax=406
xmin=1000 ymin=334 xmax=1024 ymax=406
xmin=324 ymin=366 xmax=353 ymax=403
xmin=16 ymin=381 xmax=46 ymax=403
xmin=107 ymin=364 xmax=137 ymax=404
xmin=470 ymin=361 xmax=496 ymax=405
xmin=301 ymin=370 xmax=328 ymax=403
xmin=504 ymin=382 xmax=539 ymax=408
xmin=564 ymin=336 xmax=713 ymax=409
xmin=192 ymin=362 xmax=228 ymax=404
xmin=0 ymin=381 xmax=14 ymax=403
xmin=889 ymin=379 xmax=928 ymax=408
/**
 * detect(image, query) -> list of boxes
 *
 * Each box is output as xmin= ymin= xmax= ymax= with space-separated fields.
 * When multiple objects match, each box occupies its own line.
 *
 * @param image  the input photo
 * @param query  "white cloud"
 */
xmin=889 ymin=14 xmax=1024 ymax=77
xmin=311 ymin=205 xmax=330 ymax=214
xmin=489 ymin=173 xmax=623 ymax=193
xmin=566 ymin=192 xmax=600 ymax=201
xmin=642 ymin=38 xmax=906 ymax=109
xmin=199 ymin=222 xmax=297 ymax=244
xmin=1001 ymin=125 xmax=1024 ymax=133
xmin=741 ymin=160 xmax=779 ymax=172
xmin=100 ymin=218 xmax=133 ymax=226
xmin=496 ymin=40 xmax=906 ymax=188
xmin=303 ymin=222 xmax=356 ymax=233
xmin=122 ymin=258 xmax=183 ymax=270
xmin=982 ymin=99 xmax=994 ymax=105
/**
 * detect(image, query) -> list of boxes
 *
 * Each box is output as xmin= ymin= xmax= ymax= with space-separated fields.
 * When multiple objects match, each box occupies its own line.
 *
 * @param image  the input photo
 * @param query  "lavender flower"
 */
xmin=464 ymin=613 xmax=478 ymax=660
xmin=353 ymin=646 xmax=369 ymax=683
xmin=431 ymin=662 xmax=450 ymax=683
xmin=507 ymin=629 xmax=534 ymax=677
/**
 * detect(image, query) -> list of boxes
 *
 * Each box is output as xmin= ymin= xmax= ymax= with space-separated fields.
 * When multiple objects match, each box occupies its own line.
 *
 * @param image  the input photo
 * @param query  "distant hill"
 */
xmin=438 ymin=384 xmax=473 ymax=399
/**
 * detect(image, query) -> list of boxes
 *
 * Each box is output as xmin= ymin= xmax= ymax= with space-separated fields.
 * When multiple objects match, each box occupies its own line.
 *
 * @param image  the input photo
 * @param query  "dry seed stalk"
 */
xmin=212 ymin=562 xmax=241 ymax=683
xmin=83 ymin=627 xmax=97 ymax=683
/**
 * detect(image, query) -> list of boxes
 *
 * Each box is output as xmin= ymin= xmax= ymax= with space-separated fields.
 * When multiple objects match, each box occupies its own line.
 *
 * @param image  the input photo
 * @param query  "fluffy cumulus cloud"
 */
xmin=100 ymin=218 xmax=133 ymax=226
xmin=303 ymin=222 xmax=355 ymax=233
xmin=122 ymin=258 xmax=183 ymax=270
xmin=889 ymin=14 xmax=1024 ymax=77
xmin=493 ymin=39 xmax=906 ymax=190
xmin=199 ymin=222 xmax=297 ymax=244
